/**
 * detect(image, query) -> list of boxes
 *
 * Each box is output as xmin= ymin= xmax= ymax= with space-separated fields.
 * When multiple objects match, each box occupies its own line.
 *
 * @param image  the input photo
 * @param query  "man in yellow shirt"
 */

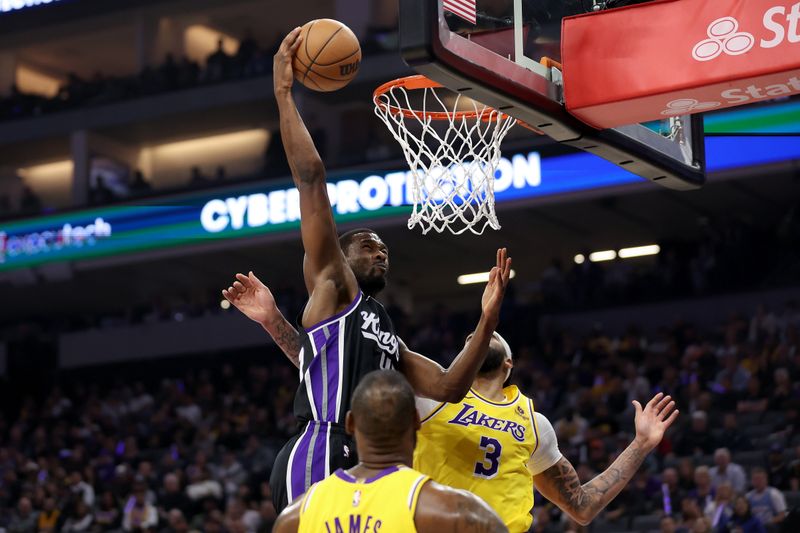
xmin=273 ymin=370 xmax=507 ymax=533
xmin=415 ymin=332 xmax=679 ymax=532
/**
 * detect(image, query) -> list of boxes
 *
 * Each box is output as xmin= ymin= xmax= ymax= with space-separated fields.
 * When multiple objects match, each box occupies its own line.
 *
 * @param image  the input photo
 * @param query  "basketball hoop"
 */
xmin=373 ymin=75 xmax=519 ymax=235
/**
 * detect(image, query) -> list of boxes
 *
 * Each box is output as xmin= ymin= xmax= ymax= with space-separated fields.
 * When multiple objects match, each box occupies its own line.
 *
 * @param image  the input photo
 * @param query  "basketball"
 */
xmin=293 ymin=19 xmax=362 ymax=92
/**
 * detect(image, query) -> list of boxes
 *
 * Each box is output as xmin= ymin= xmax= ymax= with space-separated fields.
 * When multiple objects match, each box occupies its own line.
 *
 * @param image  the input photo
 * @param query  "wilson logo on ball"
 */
xmin=339 ymin=61 xmax=360 ymax=76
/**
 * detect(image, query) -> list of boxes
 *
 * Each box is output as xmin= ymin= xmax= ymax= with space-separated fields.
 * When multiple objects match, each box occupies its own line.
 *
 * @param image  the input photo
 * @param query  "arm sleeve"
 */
xmin=528 ymin=412 xmax=563 ymax=475
xmin=415 ymin=396 xmax=441 ymax=419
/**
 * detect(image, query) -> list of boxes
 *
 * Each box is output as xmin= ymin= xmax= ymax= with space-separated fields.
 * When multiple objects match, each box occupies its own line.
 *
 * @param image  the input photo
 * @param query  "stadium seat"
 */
xmin=742 ymin=424 xmax=772 ymax=439
xmin=630 ymin=514 xmax=661 ymax=532
xmin=590 ymin=517 xmax=630 ymax=532
xmin=733 ymin=450 xmax=766 ymax=469
xmin=737 ymin=412 xmax=763 ymax=427
xmin=761 ymin=411 xmax=785 ymax=427
xmin=697 ymin=454 xmax=715 ymax=466
xmin=786 ymin=491 xmax=800 ymax=510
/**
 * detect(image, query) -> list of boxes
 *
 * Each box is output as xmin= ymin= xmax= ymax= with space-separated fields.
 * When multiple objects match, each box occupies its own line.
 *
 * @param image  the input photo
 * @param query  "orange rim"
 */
xmin=373 ymin=75 xmax=509 ymax=122
xmin=373 ymin=75 xmax=543 ymax=134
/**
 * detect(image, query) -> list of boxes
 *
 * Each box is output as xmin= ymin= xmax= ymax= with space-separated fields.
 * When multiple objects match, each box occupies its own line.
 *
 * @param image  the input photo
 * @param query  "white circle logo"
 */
xmin=661 ymin=98 xmax=721 ymax=116
xmin=692 ymin=17 xmax=754 ymax=61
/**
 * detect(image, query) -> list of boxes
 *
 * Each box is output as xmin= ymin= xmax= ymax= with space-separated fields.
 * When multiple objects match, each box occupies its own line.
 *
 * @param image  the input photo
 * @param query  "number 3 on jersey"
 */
xmin=474 ymin=436 xmax=502 ymax=479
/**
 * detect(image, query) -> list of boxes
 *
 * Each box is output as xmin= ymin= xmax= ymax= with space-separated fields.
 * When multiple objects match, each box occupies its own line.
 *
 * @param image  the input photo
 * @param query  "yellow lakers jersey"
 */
xmin=298 ymin=465 xmax=429 ymax=533
xmin=414 ymin=385 xmax=539 ymax=533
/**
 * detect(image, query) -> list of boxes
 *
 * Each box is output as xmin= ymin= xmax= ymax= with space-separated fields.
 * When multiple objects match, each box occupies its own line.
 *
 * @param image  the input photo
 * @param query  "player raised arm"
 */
xmin=399 ymin=248 xmax=511 ymax=403
xmin=222 ymin=271 xmax=302 ymax=368
xmin=533 ymin=393 xmax=679 ymax=526
xmin=273 ymin=28 xmax=359 ymax=324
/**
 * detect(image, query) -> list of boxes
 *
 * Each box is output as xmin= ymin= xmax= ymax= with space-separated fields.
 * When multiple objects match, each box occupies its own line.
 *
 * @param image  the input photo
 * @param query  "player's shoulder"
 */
xmin=273 ymin=495 xmax=303 ymax=533
xmin=416 ymin=480 xmax=507 ymax=532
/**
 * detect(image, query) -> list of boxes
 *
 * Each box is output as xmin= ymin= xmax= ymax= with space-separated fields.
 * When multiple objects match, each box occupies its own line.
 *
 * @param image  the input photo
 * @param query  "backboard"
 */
xmin=399 ymin=0 xmax=706 ymax=189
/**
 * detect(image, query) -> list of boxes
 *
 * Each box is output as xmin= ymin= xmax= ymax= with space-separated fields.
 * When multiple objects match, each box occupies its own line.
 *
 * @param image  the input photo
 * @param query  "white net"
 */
xmin=374 ymin=80 xmax=517 ymax=235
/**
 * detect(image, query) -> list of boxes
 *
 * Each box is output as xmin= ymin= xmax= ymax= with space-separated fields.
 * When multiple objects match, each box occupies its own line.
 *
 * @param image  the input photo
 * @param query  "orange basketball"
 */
xmin=293 ymin=19 xmax=362 ymax=92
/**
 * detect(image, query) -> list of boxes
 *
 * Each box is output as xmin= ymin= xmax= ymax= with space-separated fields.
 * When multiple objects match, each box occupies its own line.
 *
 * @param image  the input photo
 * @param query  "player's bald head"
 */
xmin=349 ymin=370 xmax=417 ymax=444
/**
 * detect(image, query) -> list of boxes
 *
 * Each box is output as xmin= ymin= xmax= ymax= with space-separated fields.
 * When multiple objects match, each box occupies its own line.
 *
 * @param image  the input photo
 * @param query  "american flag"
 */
xmin=444 ymin=0 xmax=477 ymax=24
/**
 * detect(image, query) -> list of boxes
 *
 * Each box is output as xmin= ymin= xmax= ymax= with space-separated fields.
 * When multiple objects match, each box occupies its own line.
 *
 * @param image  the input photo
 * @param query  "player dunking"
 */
xmin=223 ymin=27 xmax=512 ymax=512
xmin=273 ymin=370 xmax=508 ymax=533
xmin=240 ymin=287 xmax=680 ymax=531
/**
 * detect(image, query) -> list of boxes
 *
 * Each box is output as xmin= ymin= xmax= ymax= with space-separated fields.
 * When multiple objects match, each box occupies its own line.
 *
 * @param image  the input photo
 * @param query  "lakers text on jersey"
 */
xmin=298 ymin=465 xmax=429 ymax=533
xmin=413 ymin=386 xmax=539 ymax=533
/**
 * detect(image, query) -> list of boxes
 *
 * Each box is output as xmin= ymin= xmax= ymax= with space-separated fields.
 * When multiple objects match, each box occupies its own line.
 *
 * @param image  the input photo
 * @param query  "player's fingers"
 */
xmin=486 ymin=266 xmax=497 ymax=288
xmin=225 ymin=287 xmax=237 ymax=299
xmin=249 ymin=271 xmax=264 ymax=285
xmin=496 ymin=248 xmax=502 ymax=270
xmin=280 ymin=27 xmax=301 ymax=52
xmin=655 ymin=394 xmax=673 ymax=413
xmin=236 ymin=273 xmax=253 ymax=288
xmin=664 ymin=409 xmax=680 ymax=428
xmin=632 ymin=400 xmax=643 ymax=416
xmin=502 ymin=258 xmax=512 ymax=283
xmin=646 ymin=392 xmax=664 ymax=410
xmin=289 ymin=35 xmax=303 ymax=54
xmin=233 ymin=281 xmax=246 ymax=293
xmin=659 ymin=401 xmax=676 ymax=420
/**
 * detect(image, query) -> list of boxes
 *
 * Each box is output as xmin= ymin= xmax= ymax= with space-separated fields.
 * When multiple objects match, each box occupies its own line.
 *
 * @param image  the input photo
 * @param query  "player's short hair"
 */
xmin=351 ymin=370 xmax=416 ymax=444
xmin=339 ymin=228 xmax=379 ymax=252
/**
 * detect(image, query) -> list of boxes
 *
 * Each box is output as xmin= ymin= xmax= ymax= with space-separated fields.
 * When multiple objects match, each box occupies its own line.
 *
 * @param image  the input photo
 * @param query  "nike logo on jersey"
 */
xmin=447 ymin=403 xmax=527 ymax=442
xmin=360 ymin=311 xmax=399 ymax=356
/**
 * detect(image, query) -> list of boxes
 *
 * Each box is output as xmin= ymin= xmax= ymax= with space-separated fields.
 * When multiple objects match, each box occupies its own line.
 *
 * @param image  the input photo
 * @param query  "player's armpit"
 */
xmin=397 ymin=340 xmax=450 ymax=401
xmin=272 ymin=497 xmax=302 ymax=533
xmin=415 ymin=481 xmax=508 ymax=533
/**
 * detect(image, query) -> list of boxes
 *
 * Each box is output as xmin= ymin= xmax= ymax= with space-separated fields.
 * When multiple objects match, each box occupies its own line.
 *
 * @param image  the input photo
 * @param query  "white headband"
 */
xmin=494 ymin=332 xmax=513 ymax=382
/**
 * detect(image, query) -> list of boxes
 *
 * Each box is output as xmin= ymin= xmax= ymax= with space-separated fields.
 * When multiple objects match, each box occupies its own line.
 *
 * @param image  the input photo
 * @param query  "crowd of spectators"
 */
xmin=530 ymin=213 xmax=800 ymax=311
xmin=0 ymin=26 xmax=399 ymax=125
xmin=0 ymin=285 xmax=799 ymax=532
xmin=0 ymin=31 xmax=276 ymax=123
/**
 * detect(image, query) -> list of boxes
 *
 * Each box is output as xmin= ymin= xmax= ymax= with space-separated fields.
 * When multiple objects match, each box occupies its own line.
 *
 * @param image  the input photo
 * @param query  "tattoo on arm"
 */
xmin=540 ymin=441 xmax=647 ymax=524
xmin=272 ymin=319 xmax=302 ymax=368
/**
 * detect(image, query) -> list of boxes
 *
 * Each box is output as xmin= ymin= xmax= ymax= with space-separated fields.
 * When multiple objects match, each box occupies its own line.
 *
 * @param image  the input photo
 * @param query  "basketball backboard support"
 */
xmin=399 ymin=0 xmax=706 ymax=190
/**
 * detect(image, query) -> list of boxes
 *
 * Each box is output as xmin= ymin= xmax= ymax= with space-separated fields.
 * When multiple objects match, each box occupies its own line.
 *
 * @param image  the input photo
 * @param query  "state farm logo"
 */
xmin=692 ymin=17 xmax=755 ymax=61
xmin=692 ymin=3 xmax=800 ymax=61
xmin=661 ymin=98 xmax=721 ymax=116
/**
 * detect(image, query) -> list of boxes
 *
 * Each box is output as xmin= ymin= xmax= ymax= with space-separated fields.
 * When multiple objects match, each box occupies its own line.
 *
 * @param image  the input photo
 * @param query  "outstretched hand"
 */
xmin=480 ymin=248 xmax=512 ymax=325
xmin=273 ymin=27 xmax=303 ymax=95
xmin=222 ymin=271 xmax=280 ymax=326
xmin=632 ymin=393 xmax=679 ymax=451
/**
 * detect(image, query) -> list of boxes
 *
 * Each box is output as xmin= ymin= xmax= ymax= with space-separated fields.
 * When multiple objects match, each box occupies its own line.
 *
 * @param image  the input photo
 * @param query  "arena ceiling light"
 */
xmin=618 ymin=244 xmax=660 ymax=258
xmin=457 ymin=269 xmax=516 ymax=285
xmin=589 ymin=250 xmax=617 ymax=262
xmin=574 ymin=245 xmax=660 ymax=264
